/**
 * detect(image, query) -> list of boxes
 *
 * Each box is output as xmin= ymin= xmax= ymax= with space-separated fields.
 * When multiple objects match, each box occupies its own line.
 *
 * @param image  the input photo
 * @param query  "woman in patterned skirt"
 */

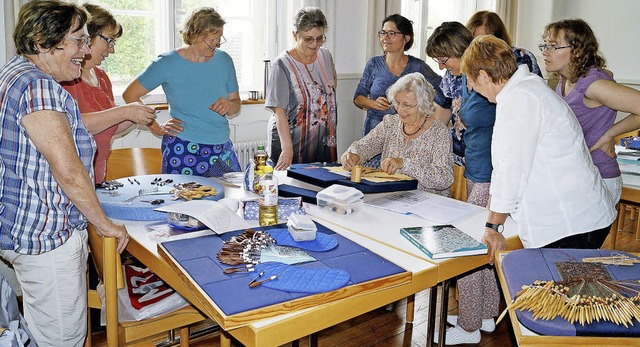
xmin=124 ymin=7 xmax=242 ymax=177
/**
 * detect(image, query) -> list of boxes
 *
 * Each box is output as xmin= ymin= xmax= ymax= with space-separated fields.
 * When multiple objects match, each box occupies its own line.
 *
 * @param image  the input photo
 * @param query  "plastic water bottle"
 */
xmin=258 ymin=165 xmax=278 ymax=226
xmin=253 ymin=145 xmax=268 ymax=192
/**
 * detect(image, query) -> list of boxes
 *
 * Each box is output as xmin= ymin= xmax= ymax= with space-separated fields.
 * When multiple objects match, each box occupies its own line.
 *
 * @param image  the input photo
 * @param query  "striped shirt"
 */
xmin=0 ymin=56 xmax=95 ymax=255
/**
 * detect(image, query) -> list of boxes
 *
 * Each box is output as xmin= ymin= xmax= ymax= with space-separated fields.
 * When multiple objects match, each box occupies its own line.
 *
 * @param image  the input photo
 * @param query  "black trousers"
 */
xmin=542 ymin=223 xmax=612 ymax=249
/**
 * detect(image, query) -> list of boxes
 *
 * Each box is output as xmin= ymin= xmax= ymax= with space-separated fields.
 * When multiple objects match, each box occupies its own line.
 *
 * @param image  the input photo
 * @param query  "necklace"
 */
xmin=402 ymin=116 xmax=428 ymax=137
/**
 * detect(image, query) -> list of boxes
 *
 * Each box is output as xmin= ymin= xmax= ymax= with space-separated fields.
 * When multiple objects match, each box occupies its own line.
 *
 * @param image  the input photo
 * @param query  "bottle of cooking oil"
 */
xmin=258 ymin=165 xmax=278 ymax=226
xmin=253 ymin=145 xmax=268 ymax=192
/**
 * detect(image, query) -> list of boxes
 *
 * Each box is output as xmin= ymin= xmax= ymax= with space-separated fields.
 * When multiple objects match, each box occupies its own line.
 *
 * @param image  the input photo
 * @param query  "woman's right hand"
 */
xmin=370 ymin=97 xmax=390 ymax=111
xmin=124 ymin=102 xmax=157 ymax=125
xmin=275 ymin=150 xmax=293 ymax=170
xmin=341 ymin=151 xmax=361 ymax=171
xmin=160 ymin=118 xmax=184 ymax=136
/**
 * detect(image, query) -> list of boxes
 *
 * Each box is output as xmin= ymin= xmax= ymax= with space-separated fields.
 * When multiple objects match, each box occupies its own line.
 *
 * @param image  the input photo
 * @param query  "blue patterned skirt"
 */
xmin=161 ymin=135 xmax=241 ymax=177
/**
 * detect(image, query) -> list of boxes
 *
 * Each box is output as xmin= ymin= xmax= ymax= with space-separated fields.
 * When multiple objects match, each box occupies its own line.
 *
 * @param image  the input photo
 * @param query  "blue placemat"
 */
xmin=501 ymin=248 xmax=640 ymax=337
xmin=268 ymin=228 xmax=338 ymax=252
xmin=161 ymin=222 xmax=406 ymax=315
xmin=251 ymin=262 xmax=350 ymax=293
xmin=97 ymin=174 xmax=225 ymax=221
xmin=287 ymin=163 xmax=418 ymax=194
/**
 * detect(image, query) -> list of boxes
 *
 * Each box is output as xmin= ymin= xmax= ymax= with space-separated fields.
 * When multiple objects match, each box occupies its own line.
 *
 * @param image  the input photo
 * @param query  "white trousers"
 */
xmin=0 ymin=228 xmax=88 ymax=347
xmin=604 ymin=176 xmax=623 ymax=205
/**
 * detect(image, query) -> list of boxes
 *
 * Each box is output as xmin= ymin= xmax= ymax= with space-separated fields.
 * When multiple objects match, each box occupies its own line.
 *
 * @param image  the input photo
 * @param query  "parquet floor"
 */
xmin=90 ymin=215 xmax=640 ymax=347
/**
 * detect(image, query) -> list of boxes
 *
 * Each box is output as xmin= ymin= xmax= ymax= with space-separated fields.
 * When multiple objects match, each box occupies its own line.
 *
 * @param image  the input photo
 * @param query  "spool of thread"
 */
xmin=351 ymin=165 xmax=363 ymax=183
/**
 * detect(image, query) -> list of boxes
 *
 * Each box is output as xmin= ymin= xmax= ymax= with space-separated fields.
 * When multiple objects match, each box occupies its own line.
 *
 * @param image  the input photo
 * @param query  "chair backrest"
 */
xmin=450 ymin=164 xmax=467 ymax=202
xmin=105 ymin=147 xmax=162 ymax=180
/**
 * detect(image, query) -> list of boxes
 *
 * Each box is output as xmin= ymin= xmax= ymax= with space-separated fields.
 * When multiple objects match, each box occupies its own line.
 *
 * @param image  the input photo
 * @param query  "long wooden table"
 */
xmin=121 ymin=173 xmax=525 ymax=347
xmin=123 ymin=177 xmax=441 ymax=347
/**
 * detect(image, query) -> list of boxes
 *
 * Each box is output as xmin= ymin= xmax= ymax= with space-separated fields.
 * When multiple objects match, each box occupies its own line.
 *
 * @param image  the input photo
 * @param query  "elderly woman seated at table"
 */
xmin=341 ymin=72 xmax=453 ymax=196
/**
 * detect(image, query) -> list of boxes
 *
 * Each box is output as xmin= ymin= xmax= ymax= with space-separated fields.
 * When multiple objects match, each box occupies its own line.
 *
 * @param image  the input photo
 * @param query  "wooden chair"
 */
xmin=450 ymin=165 xmax=467 ymax=202
xmin=86 ymin=147 xmax=205 ymax=347
xmin=609 ymin=130 xmax=640 ymax=249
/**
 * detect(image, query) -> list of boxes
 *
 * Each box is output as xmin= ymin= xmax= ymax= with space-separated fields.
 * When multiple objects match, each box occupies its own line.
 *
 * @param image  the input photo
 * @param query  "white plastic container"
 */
xmin=315 ymin=184 xmax=364 ymax=215
xmin=286 ymin=213 xmax=317 ymax=241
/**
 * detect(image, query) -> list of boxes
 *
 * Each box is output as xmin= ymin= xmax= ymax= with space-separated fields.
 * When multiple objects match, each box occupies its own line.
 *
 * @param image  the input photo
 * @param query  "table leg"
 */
xmin=309 ymin=332 xmax=318 ymax=347
xmin=220 ymin=329 xmax=232 ymax=347
xmin=426 ymin=285 xmax=437 ymax=347
xmin=406 ymin=294 xmax=415 ymax=323
xmin=437 ymin=280 xmax=451 ymax=347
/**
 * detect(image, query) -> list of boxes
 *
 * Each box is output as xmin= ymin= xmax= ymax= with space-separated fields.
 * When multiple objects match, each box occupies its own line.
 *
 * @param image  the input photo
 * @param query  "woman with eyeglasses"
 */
xmin=63 ymin=3 xmax=157 ymax=185
xmin=124 ymin=7 xmax=242 ymax=177
xmin=466 ymin=11 xmax=542 ymax=78
xmin=265 ymin=7 xmax=337 ymax=170
xmin=353 ymin=14 xmax=445 ymax=139
xmin=543 ymin=19 xmax=640 ymax=204
xmin=0 ymin=1 xmax=129 ymax=345
xmin=341 ymin=73 xmax=453 ymax=196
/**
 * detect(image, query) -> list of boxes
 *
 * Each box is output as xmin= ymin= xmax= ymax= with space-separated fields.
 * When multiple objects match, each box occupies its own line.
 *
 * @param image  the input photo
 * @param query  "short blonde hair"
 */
xmin=387 ymin=72 xmax=436 ymax=117
xmin=426 ymin=22 xmax=473 ymax=59
xmin=180 ymin=7 xmax=225 ymax=45
xmin=461 ymin=35 xmax=517 ymax=83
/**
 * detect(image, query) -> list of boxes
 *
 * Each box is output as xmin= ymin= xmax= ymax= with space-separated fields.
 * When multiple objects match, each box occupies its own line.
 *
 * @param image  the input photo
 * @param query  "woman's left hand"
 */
xmin=209 ymin=97 xmax=231 ymax=116
xmin=589 ymin=135 xmax=616 ymax=158
xmin=380 ymin=157 xmax=403 ymax=174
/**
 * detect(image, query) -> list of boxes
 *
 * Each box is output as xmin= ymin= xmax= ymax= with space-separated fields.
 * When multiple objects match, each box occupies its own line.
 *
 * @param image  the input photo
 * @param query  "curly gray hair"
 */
xmin=387 ymin=72 xmax=436 ymax=116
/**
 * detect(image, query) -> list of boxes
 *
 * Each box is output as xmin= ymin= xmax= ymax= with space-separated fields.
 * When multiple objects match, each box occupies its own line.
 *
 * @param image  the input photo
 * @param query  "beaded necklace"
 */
xmin=402 ymin=116 xmax=428 ymax=137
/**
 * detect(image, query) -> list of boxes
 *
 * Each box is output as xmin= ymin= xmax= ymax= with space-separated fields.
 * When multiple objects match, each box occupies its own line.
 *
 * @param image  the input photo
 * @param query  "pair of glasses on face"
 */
xmin=538 ymin=44 xmax=572 ymax=52
xmin=66 ymin=36 xmax=91 ymax=49
xmin=204 ymin=35 xmax=226 ymax=50
xmin=432 ymin=57 xmax=450 ymax=65
xmin=299 ymin=35 xmax=326 ymax=45
xmin=377 ymin=30 xmax=403 ymax=39
xmin=98 ymin=33 xmax=116 ymax=48
xmin=392 ymin=100 xmax=418 ymax=111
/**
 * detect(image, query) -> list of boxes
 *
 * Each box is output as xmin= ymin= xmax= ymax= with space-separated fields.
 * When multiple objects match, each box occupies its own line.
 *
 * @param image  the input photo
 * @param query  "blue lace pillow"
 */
xmin=243 ymin=197 xmax=304 ymax=221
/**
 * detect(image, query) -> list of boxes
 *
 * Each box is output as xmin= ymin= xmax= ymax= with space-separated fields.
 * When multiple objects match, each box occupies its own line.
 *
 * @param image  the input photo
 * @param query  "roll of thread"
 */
xmin=351 ymin=165 xmax=363 ymax=183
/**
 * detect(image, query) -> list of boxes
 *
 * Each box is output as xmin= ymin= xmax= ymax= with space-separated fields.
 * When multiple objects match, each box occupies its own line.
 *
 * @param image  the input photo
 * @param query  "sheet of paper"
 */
xmin=365 ymin=190 xmax=484 ymax=224
xmin=155 ymin=200 xmax=249 ymax=234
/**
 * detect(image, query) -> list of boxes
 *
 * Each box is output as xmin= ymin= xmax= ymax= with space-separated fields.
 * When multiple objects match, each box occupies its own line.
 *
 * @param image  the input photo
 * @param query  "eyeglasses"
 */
xmin=392 ymin=100 xmax=418 ymax=111
xmin=204 ymin=35 xmax=226 ymax=50
xmin=299 ymin=35 xmax=326 ymax=45
xmin=538 ymin=44 xmax=572 ymax=52
xmin=98 ymin=34 xmax=116 ymax=48
xmin=432 ymin=57 xmax=450 ymax=65
xmin=66 ymin=35 xmax=91 ymax=49
xmin=378 ymin=30 xmax=403 ymax=39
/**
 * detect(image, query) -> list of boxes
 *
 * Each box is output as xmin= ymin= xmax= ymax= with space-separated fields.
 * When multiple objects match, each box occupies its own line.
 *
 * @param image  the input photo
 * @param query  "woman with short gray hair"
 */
xmin=341 ymin=72 xmax=453 ymax=196
xmin=266 ymin=7 xmax=337 ymax=169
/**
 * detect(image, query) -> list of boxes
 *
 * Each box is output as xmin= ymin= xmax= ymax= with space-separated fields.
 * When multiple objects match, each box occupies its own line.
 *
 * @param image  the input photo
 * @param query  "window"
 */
xmin=89 ymin=0 xmax=268 ymax=102
xmin=400 ymin=0 xmax=496 ymax=75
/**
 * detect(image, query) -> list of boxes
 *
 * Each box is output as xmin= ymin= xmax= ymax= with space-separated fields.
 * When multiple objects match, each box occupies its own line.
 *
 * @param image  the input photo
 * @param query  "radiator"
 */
xmin=235 ymin=140 xmax=267 ymax=169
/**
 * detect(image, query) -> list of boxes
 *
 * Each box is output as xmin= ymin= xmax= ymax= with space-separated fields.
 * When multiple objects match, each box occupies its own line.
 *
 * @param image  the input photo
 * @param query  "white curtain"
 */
xmin=495 ymin=0 xmax=519 ymax=43
xmin=2 ymin=0 xmax=30 ymax=64
xmin=274 ymin=0 xmax=336 ymax=55
xmin=366 ymin=0 xmax=401 ymax=58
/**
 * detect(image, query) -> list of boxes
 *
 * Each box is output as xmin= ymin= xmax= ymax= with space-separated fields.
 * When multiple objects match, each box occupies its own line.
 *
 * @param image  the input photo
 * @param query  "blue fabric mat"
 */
xmin=278 ymin=184 xmax=318 ymax=204
xmin=251 ymin=262 xmax=351 ymax=293
xmin=501 ymin=248 xmax=640 ymax=337
xmin=287 ymin=163 xmax=418 ymax=194
xmin=161 ymin=222 xmax=407 ymax=315
xmin=269 ymin=228 xmax=338 ymax=252
xmin=97 ymin=174 xmax=224 ymax=220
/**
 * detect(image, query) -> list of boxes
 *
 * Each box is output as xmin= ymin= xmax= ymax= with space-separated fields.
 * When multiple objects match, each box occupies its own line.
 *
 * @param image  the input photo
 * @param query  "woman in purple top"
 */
xmin=354 ymin=14 xmax=444 ymax=137
xmin=543 ymin=19 xmax=640 ymax=203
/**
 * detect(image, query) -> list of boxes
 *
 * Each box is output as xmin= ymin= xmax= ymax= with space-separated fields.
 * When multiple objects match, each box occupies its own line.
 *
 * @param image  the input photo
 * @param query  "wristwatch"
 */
xmin=485 ymin=222 xmax=504 ymax=234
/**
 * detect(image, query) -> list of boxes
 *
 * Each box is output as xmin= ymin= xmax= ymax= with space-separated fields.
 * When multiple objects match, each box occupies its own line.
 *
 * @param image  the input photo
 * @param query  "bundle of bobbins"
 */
xmin=217 ymin=229 xmax=275 ymax=266
xmin=497 ymin=279 xmax=640 ymax=327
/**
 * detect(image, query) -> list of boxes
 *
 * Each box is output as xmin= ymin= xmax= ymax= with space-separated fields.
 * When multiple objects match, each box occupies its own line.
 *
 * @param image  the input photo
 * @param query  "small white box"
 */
xmin=316 ymin=184 xmax=364 ymax=214
xmin=286 ymin=214 xmax=317 ymax=241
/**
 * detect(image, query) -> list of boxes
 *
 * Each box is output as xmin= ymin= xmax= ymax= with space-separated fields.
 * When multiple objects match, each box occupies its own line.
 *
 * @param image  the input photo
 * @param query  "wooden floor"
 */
xmin=90 ymin=218 xmax=640 ymax=347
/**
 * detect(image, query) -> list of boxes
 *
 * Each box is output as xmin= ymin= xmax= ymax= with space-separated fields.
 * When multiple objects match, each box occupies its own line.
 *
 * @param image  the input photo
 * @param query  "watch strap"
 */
xmin=485 ymin=222 xmax=504 ymax=233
